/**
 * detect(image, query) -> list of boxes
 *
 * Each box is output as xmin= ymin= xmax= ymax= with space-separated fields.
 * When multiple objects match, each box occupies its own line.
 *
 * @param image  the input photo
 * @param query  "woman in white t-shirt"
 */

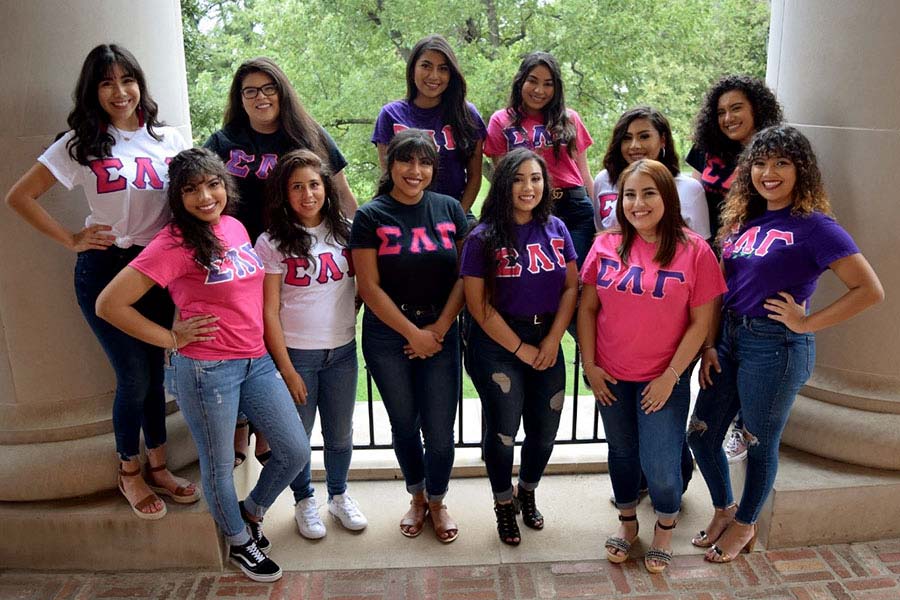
xmin=593 ymin=106 xmax=709 ymax=239
xmin=256 ymin=149 xmax=368 ymax=540
xmin=5 ymin=44 xmax=194 ymax=520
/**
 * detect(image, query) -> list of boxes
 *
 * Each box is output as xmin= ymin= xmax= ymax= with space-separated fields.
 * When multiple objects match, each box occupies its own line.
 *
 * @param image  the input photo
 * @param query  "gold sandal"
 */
xmin=692 ymin=503 xmax=737 ymax=548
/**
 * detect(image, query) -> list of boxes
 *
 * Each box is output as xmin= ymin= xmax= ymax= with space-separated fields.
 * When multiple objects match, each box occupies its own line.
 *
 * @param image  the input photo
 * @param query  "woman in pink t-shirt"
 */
xmin=577 ymin=159 xmax=726 ymax=574
xmin=96 ymin=148 xmax=310 ymax=583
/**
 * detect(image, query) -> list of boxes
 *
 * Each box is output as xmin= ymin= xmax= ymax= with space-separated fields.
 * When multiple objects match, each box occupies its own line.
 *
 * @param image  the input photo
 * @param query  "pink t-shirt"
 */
xmin=130 ymin=215 xmax=266 ymax=360
xmin=483 ymin=108 xmax=592 ymax=188
xmin=580 ymin=229 xmax=726 ymax=381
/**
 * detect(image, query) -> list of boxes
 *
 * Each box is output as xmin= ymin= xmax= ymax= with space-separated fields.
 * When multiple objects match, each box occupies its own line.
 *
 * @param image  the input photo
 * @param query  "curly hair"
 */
xmin=602 ymin=106 xmax=680 ymax=185
xmin=475 ymin=148 xmax=552 ymax=310
xmin=264 ymin=149 xmax=349 ymax=260
xmin=614 ymin=159 xmax=687 ymax=267
xmin=166 ymin=148 xmax=239 ymax=268
xmin=223 ymin=57 xmax=330 ymax=167
xmin=65 ymin=44 xmax=165 ymax=165
xmin=692 ymin=74 xmax=783 ymax=163
xmin=405 ymin=35 xmax=481 ymax=159
xmin=717 ymin=125 xmax=831 ymax=245
xmin=375 ymin=128 xmax=440 ymax=198
xmin=506 ymin=52 xmax=576 ymax=160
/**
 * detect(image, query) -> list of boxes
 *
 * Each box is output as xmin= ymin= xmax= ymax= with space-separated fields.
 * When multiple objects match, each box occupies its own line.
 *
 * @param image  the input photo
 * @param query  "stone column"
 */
xmin=0 ymin=0 xmax=196 ymax=500
xmin=767 ymin=0 xmax=900 ymax=469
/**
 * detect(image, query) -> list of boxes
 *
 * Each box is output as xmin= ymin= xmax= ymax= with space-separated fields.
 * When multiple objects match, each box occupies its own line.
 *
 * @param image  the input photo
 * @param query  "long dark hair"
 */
xmin=264 ymin=149 xmax=349 ymax=260
xmin=506 ymin=52 xmax=575 ymax=159
xmin=405 ymin=35 xmax=480 ymax=159
xmin=718 ymin=125 xmax=831 ymax=244
xmin=477 ymin=148 xmax=552 ymax=308
xmin=603 ymin=106 xmax=680 ymax=185
xmin=65 ymin=44 xmax=164 ymax=165
xmin=166 ymin=148 xmax=239 ymax=268
xmin=223 ymin=57 xmax=329 ymax=166
xmin=615 ymin=159 xmax=687 ymax=267
xmin=375 ymin=128 xmax=439 ymax=198
xmin=692 ymin=74 xmax=783 ymax=164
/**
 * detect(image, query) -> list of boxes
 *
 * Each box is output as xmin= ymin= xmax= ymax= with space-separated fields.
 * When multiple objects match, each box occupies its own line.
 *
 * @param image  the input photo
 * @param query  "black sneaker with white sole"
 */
xmin=239 ymin=500 xmax=272 ymax=553
xmin=228 ymin=539 xmax=282 ymax=582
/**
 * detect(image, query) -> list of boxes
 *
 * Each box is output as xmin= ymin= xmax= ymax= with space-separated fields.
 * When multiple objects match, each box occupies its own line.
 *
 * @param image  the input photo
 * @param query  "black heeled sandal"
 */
xmin=514 ymin=485 xmax=544 ymax=529
xmin=605 ymin=513 xmax=638 ymax=564
xmin=645 ymin=520 xmax=677 ymax=574
xmin=494 ymin=501 xmax=521 ymax=546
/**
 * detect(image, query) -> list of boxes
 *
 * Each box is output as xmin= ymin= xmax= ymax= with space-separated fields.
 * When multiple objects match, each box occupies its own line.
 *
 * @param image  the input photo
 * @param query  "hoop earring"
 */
xmin=660 ymin=147 xmax=666 ymax=159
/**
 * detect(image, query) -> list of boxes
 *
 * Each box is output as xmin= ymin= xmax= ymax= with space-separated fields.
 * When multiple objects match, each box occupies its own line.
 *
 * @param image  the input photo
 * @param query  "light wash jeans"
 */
xmin=688 ymin=312 xmax=814 ymax=524
xmin=288 ymin=340 xmax=358 ymax=502
xmin=600 ymin=374 xmax=692 ymax=519
xmin=168 ymin=352 xmax=310 ymax=545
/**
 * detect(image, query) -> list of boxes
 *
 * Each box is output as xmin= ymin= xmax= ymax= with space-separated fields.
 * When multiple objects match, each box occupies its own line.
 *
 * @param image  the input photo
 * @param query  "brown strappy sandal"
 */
xmin=428 ymin=500 xmax=459 ymax=543
xmin=145 ymin=463 xmax=201 ymax=504
xmin=118 ymin=464 xmax=166 ymax=520
xmin=400 ymin=493 xmax=428 ymax=538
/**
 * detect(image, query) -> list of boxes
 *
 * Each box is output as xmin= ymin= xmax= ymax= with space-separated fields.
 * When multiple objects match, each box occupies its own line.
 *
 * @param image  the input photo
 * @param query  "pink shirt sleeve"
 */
xmin=129 ymin=227 xmax=193 ymax=288
xmin=483 ymin=110 xmax=510 ymax=158
xmin=569 ymin=110 xmax=594 ymax=154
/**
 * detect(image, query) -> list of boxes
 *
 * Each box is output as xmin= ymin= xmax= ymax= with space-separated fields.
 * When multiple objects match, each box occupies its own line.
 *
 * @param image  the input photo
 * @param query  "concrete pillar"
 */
xmin=767 ymin=0 xmax=900 ymax=469
xmin=0 ymin=0 xmax=197 ymax=500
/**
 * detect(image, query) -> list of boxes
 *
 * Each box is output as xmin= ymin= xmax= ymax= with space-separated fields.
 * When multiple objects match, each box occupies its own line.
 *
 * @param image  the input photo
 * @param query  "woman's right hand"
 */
xmin=281 ymin=368 xmax=308 ymax=405
xmin=699 ymin=347 xmax=721 ymax=389
xmin=404 ymin=327 xmax=443 ymax=359
xmin=515 ymin=343 xmax=540 ymax=368
xmin=70 ymin=224 xmax=115 ymax=252
xmin=171 ymin=314 xmax=220 ymax=348
xmin=584 ymin=363 xmax=618 ymax=405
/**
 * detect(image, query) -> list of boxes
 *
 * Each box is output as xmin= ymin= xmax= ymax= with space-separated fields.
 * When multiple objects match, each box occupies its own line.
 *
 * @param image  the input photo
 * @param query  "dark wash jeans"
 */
xmin=74 ymin=247 xmax=174 ymax=460
xmin=466 ymin=319 xmax=565 ymax=502
xmin=361 ymin=308 xmax=460 ymax=501
xmin=688 ymin=312 xmax=814 ymax=524
xmin=551 ymin=189 xmax=596 ymax=269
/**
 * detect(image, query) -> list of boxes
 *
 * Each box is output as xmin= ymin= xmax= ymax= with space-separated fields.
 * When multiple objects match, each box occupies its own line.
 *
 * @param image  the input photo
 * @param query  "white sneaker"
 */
xmin=724 ymin=429 xmax=748 ymax=463
xmin=328 ymin=493 xmax=368 ymax=531
xmin=294 ymin=497 xmax=326 ymax=539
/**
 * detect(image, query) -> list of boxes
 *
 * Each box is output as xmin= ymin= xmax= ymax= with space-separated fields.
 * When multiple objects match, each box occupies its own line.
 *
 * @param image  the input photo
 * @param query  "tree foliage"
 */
xmin=182 ymin=0 xmax=769 ymax=201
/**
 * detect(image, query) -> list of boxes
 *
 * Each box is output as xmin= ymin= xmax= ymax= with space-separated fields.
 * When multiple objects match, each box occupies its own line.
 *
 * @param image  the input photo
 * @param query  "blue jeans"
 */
xmin=75 ymin=247 xmax=173 ymax=460
xmin=287 ymin=340 xmax=358 ymax=502
xmin=362 ymin=308 xmax=459 ymax=500
xmin=688 ymin=312 xmax=814 ymax=524
xmin=168 ymin=352 xmax=310 ymax=545
xmin=600 ymin=374 xmax=692 ymax=519
xmin=466 ymin=320 xmax=565 ymax=502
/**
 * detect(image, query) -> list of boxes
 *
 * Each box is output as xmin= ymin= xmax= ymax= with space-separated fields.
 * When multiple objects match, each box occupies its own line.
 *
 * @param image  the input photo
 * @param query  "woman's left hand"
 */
xmin=764 ymin=291 xmax=809 ymax=333
xmin=403 ymin=322 xmax=446 ymax=359
xmin=640 ymin=374 xmax=676 ymax=414
xmin=532 ymin=335 xmax=561 ymax=371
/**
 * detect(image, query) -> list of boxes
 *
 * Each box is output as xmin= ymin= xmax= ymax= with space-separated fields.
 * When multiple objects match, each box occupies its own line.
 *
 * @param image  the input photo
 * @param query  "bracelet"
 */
xmin=513 ymin=340 xmax=523 ymax=355
xmin=667 ymin=366 xmax=680 ymax=382
xmin=701 ymin=344 xmax=714 ymax=352
xmin=169 ymin=329 xmax=179 ymax=351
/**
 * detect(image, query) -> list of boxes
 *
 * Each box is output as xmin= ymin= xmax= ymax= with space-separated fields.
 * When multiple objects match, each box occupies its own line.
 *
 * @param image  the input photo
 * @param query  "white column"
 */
xmin=767 ymin=0 xmax=900 ymax=469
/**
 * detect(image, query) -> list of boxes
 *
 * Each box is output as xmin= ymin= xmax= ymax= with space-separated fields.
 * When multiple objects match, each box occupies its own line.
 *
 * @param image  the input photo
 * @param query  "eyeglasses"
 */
xmin=240 ymin=84 xmax=278 ymax=99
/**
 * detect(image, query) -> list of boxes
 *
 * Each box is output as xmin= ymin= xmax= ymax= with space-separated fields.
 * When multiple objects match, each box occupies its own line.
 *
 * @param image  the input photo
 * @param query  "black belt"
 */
xmin=501 ymin=312 xmax=555 ymax=326
xmin=550 ymin=186 xmax=586 ymax=201
xmin=400 ymin=303 xmax=440 ymax=317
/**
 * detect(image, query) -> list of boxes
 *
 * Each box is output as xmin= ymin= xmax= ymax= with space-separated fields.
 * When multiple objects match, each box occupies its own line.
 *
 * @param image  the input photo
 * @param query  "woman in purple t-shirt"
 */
xmin=372 ymin=35 xmax=486 ymax=223
xmin=688 ymin=126 xmax=883 ymax=563
xmin=461 ymin=148 xmax=578 ymax=545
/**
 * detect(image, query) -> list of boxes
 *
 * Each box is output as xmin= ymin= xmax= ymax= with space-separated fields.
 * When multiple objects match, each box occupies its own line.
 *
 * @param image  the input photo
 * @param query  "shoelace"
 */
xmin=301 ymin=502 xmax=320 ymax=522
xmin=246 ymin=542 xmax=265 ymax=563
xmin=336 ymin=497 xmax=362 ymax=518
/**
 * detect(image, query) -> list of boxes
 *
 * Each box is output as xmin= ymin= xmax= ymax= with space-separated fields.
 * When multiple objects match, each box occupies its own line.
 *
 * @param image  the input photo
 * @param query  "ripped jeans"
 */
xmin=687 ymin=312 xmax=814 ymax=524
xmin=466 ymin=318 xmax=565 ymax=502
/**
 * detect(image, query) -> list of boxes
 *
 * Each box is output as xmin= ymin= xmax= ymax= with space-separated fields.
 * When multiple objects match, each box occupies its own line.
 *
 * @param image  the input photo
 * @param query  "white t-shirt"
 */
xmin=38 ymin=126 xmax=188 ymax=248
xmin=591 ymin=170 xmax=711 ymax=239
xmin=255 ymin=223 xmax=356 ymax=350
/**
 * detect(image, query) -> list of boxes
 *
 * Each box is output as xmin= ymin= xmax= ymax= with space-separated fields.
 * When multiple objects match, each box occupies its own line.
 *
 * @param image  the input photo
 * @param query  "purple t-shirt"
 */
xmin=721 ymin=208 xmax=859 ymax=317
xmin=460 ymin=216 xmax=576 ymax=316
xmin=372 ymin=100 xmax=487 ymax=201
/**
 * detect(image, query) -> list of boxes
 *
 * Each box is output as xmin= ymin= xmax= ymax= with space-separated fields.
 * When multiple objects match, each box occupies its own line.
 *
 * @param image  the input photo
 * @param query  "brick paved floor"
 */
xmin=2 ymin=538 xmax=899 ymax=599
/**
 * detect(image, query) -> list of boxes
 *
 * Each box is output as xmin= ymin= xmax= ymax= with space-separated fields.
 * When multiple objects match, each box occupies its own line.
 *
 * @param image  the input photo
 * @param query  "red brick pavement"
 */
xmin=2 ymin=539 xmax=899 ymax=600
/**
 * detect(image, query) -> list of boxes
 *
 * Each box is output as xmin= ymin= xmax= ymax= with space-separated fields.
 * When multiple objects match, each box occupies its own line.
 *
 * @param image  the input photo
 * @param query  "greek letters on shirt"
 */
xmin=595 ymin=258 xmax=687 ymax=299
xmin=375 ymin=222 xmax=457 ymax=256
xmin=391 ymin=123 xmax=456 ymax=151
xmin=700 ymin=156 xmax=736 ymax=193
xmin=597 ymin=192 xmax=617 ymax=220
xmin=89 ymin=156 xmax=170 ymax=193
xmin=205 ymin=242 xmax=264 ymax=284
xmin=502 ymin=125 xmax=556 ymax=151
xmin=282 ymin=249 xmax=355 ymax=287
xmin=722 ymin=226 xmax=795 ymax=260
xmin=495 ymin=238 xmax=567 ymax=277
xmin=225 ymin=149 xmax=279 ymax=179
